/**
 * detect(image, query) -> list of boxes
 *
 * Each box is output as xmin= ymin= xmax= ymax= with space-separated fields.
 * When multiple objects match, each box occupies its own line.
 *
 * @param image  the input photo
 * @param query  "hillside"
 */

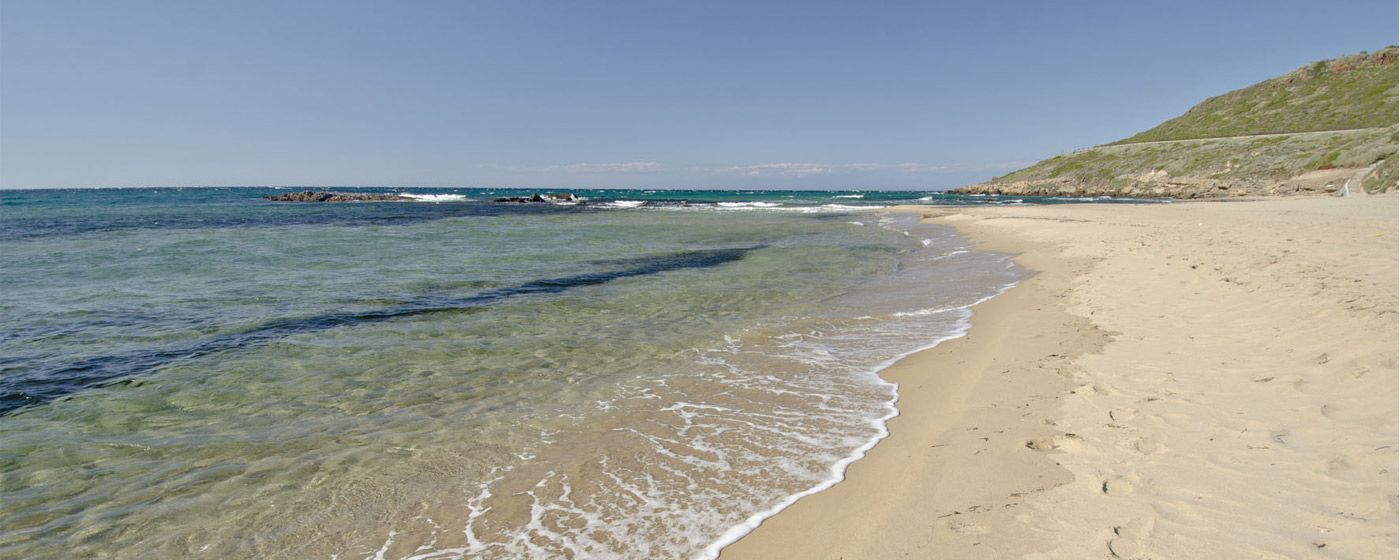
xmin=957 ymin=48 xmax=1398 ymax=198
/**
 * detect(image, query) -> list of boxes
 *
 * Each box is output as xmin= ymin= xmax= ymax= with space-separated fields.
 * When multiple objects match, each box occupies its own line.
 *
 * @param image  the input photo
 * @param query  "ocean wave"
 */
xmin=400 ymin=193 xmax=471 ymax=202
xmin=821 ymin=203 xmax=882 ymax=211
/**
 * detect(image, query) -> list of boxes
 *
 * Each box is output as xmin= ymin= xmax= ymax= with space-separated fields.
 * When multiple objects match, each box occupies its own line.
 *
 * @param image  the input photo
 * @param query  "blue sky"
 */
xmin=2 ymin=0 xmax=1396 ymax=190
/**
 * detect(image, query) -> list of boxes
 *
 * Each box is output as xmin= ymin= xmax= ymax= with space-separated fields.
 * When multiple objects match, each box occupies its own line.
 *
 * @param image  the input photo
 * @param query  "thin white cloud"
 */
xmin=486 ymin=159 xmax=1029 ymax=181
xmin=716 ymin=161 xmax=1035 ymax=177
xmin=718 ymin=162 xmax=889 ymax=176
xmin=900 ymin=161 xmax=1037 ymax=173
xmin=548 ymin=161 xmax=665 ymax=173
xmin=895 ymin=162 xmax=946 ymax=173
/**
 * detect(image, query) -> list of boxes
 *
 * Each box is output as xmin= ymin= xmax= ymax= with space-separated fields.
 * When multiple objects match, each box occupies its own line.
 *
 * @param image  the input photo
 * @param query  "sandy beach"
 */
xmin=722 ymin=195 xmax=1398 ymax=559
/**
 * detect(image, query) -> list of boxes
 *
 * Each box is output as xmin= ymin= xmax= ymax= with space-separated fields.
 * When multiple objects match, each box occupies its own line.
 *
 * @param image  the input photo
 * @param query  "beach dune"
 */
xmin=722 ymin=195 xmax=1398 ymax=559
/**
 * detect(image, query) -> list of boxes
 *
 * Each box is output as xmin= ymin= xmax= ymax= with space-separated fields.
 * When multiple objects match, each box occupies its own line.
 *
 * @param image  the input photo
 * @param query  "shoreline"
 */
xmin=699 ymin=283 xmax=1023 ymax=560
xmin=721 ymin=195 xmax=1398 ymax=558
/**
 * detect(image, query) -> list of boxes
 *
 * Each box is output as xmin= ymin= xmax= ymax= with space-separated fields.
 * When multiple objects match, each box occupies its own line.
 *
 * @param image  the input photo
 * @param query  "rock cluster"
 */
xmin=263 ymin=191 xmax=411 ymax=202
xmin=492 ymin=193 xmax=579 ymax=203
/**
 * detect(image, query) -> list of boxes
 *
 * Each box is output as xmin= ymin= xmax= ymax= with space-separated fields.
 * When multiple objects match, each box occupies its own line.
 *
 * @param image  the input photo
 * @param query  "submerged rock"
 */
xmin=263 ymin=191 xmax=411 ymax=202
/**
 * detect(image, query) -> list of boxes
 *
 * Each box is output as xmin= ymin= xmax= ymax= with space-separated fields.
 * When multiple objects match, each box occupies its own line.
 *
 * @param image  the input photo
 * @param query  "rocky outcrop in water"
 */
xmin=492 ymin=193 xmax=579 ymax=203
xmin=263 ymin=191 xmax=411 ymax=202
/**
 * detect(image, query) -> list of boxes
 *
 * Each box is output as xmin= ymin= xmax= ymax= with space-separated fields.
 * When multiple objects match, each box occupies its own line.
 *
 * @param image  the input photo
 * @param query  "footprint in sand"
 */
xmin=1109 ymin=408 xmax=1138 ymax=423
xmin=1318 ymin=403 xmax=1359 ymax=421
xmin=1025 ymin=438 xmax=1058 ymax=451
xmin=1326 ymin=457 xmax=1352 ymax=475
xmin=947 ymin=521 xmax=991 ymax=535
xmin=1071 ymin=383 xmax=1120 ymax=397
xmin=1130 ymin=434 xmax=1167 ymax=455
xmin=1101 ymin=475 xmax=1137 ymax=496
xmin=1107 ymin=517 xmax=1155 ymax=559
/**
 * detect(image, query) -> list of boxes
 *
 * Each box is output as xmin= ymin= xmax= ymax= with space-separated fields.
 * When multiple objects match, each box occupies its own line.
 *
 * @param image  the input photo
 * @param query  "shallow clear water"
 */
xmin=1 ymin=188 xmax=1037 ymax=559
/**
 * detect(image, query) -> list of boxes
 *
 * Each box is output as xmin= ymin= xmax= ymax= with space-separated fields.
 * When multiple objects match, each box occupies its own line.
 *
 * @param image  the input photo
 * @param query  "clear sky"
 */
xmin=2 ymin=0 xmax=1396 ymax=190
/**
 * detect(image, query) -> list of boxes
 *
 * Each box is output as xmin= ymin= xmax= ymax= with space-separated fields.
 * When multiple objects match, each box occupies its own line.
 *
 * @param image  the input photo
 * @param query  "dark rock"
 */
xmin=492 ymin=193 xmax=579 ymax=203
xmin=263 ymin=191 xmax=411 ymax=202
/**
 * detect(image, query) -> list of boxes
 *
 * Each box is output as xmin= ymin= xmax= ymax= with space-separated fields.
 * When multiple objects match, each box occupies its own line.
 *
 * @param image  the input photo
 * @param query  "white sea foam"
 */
xmin=696 ymin=302 xmax=1009 ymax=560
xmin=692 ymin=222 xmax=1024 ymax=559
xmin=890 ymin=305 xmax=960 ymax=318
xmin=640 ymin=201 xmax=886 ymax=215
xmin=605 ymin=200 xmax=646 ymax=208
xmin=821 ymin=203 xmax=880 ymax=211
xmin=400 ymin=193 xmax=470 ymax=202
xmin=920 ymin=248 xmax=972 ymax=260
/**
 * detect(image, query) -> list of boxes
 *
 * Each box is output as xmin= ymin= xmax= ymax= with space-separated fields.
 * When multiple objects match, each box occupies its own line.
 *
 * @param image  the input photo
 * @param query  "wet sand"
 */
xmin=721 ymin=195 xmax=1398 ymax=559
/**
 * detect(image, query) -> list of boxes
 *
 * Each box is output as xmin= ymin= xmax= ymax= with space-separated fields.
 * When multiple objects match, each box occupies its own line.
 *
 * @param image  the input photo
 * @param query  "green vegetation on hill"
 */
xmin=1363 ymin=147 xmax=1397 ymax=193
xmin=1113 ymin=48 xmax=1397 ymax=144
xmin=967 ymin=127 xmax=1395 ymax=197
xmin=958 ymin=48 xmax=1398 ymax=198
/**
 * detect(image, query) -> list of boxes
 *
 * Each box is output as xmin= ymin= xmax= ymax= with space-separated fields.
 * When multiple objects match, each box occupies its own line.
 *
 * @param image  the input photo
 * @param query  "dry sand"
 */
xmin=720 ymin=195 xmax=1398 ymax=559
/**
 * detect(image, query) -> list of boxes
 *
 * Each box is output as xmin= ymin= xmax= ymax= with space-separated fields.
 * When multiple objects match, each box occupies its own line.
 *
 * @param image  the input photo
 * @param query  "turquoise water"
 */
xmin=1 ymin=188 xmax=1049 ymax=558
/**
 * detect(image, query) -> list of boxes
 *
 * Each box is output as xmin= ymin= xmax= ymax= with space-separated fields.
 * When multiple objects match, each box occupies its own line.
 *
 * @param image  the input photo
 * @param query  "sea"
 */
xmin=0 ymin=187 xmax=1150 ymax=559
